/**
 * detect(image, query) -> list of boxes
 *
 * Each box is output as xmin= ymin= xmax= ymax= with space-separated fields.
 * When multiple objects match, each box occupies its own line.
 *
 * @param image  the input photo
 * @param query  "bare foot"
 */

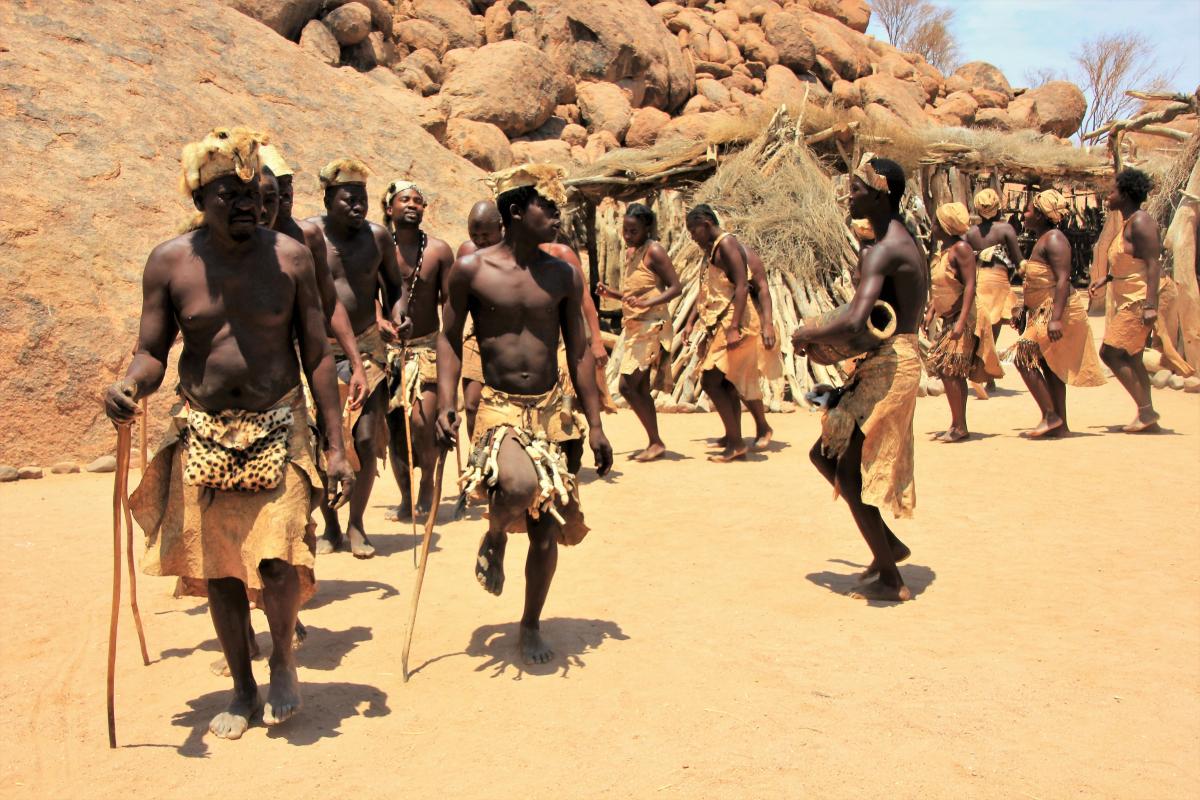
xmin=347 ymin=523 xmax=375 ymax=559
xmin=752 ymin=428 xmax=774 ymax=452
xmin=208 ymin=687 xmax=259 ymax=740
xmin=315 ymin=530 xmax=341 ymax=556
xmin=475 ymin=534 xmax=506 ymax=596
xmin=1026 ymin=414 xmax=1064 ymax=439
xmin=712 ymin=435 xmax=729 ymax=449
xmin=519 ymin=625 xmax=554 ymax=665
xmin=937 ymin=427 xmax=969 ymax=443
xmin=1123 ymin=408 xmax=1161 ymax=433
xmin=971 ymin=381 xmax=989 ymax=400
xmin=632 ymin=442 xmax=666 ymax=462
xmin=707 ymin=444 xmax=748 ymax=463
xmin=262 ymin=662 xmax=301 ymax=726
xmin=293 ymin=619 xmax=307 ymax=651
xmin=847 ymin=580 xmax=912 ymax=602
xmin=385 ymin=499 xmax=412 ymax=522
xmin=857 ymin=542 xmax=912 ymax=582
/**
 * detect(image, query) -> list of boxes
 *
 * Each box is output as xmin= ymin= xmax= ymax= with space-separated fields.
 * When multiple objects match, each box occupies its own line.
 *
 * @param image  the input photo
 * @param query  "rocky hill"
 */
xmin=0 ymin=0 xmax=486 ymax=465
xmin=224 ymin=0 xmax=1089 ymax=175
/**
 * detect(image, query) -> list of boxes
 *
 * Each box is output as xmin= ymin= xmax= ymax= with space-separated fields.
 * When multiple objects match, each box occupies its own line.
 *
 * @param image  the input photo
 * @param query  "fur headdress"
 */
xmin=381 ymin=179 xmax=423 ymax=214
xmin=319 ymin=157 xmax=370 ymax=189
xmin=259 ymin=143 xmax=293 ymax=178
xmin=179 ymin=127 xmax=262 ymax=195
xmin=485 ymin=163 xmax=568 ymax=207
xmin=853 ymin=151 xmax=889 ymax=193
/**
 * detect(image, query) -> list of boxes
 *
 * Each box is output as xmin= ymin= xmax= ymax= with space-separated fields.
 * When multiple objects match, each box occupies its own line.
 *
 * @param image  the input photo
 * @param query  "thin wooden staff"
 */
xmin=399 ymin=347 xmax=420 ymax=567
xmin=402 ymin=448 xmax=447 ymax=682
xmin=123 ymin=432 xmax=150 ymax=667
xmin=139 ymin=398 xmax=148 ymax=471
xmin=108 ymin=425 xmax=130 ymax=748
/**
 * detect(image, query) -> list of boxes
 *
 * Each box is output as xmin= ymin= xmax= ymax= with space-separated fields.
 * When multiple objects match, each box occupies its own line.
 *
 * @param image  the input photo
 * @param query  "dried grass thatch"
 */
xmin=1146 ymin=133 xmax=1200 ymax=230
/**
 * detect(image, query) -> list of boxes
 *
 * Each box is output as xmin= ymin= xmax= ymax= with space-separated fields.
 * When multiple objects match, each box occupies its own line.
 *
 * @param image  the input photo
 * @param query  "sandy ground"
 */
xmin=3 ymin=332 xmax=1199 ymax=798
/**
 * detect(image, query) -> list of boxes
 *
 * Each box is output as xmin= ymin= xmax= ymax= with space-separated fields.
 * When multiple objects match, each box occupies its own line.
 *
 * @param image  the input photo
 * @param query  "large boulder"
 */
xmin=325 ymin=0 xmax=392 ymax=37
xmin=1006 ymin=81 xmax=1088 ymax=138
xmin=396 ymin=18 xmax=449 ymax=56
xmin=414 ymin=0 xmax=480 ymax=50
xmin=444 ymin=118 xmax=514 ymax=171
xmin=323 ymin=2 xmax=372 ymax=46
xmin=855 ymin=73 xmax=929 ymax=128
xmin=439 ymin=40 xmax=573 ymax=137
xmin=807 ymin=0 xmax=870 ymax=33
xmin=510 ymin=139 xmax=575 ymax=170
xmin=761 ymin=11 xmax=814 ymax=72
xmin=734 ymin=23 xmax=779 ymax=66
xmin=624 ymin=106 xmax=672 ymax=148
xmin=932 ymin=90 xmax=979 ymax=127
xmin=760 ymin=64 xmax=813 ymax=110
xmin=797 ymin=10 xmax=869 ymax=81
xmin=298 ymin=19 xmax=340 ymax=65
xmin=221 ymin=0 xmax=322 ymax=40
xmin=0 ymin=0 xmax=487 ymax=465
xmin=576 ymin=81 xmax=634 ymax=141
xmin=974 ymin=107 xmax=1016 ymax=131
xmin=952 ymin=61 xmax=1013 ymax=101
xmin=657 ymin=110 xmax=738 ymax=144
xmin=507 ymin=0 xmax=694 ymax=112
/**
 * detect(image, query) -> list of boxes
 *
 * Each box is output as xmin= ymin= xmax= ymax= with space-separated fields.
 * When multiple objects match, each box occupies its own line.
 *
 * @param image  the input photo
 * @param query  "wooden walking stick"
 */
xmin=452 ymin=417 xmax=468 ymax=521
xmin=123 ymin=434 xmax=150 ymax=668
xmin=139 ymin=398 xmax=148 ymax=472
xmin=399 ymin=346 xmax=420 ymax=567
xmin=402 ymin=447 xmax=447 ymax=682
xmin=108 ymin=424 xmax=131 ymax=748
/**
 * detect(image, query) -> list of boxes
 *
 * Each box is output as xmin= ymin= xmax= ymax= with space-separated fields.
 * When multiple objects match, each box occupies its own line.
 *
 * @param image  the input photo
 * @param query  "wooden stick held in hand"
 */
xmin=402 ymin=449 xmax=447 ymax=682
xmin=108 ymin=425 xmax=131 ymax=748
xmin=399 ymin=348 xmax=420 ymax=567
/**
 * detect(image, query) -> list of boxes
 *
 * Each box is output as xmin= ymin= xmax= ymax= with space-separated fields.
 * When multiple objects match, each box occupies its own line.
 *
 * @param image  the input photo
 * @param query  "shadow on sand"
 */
xmin=806 ymin=561 xmax=937 ymax=607
xmin=158 ymin=680 xmax=390 ymax=756
xmin=408 ymin=617 xmax=629 ymax=680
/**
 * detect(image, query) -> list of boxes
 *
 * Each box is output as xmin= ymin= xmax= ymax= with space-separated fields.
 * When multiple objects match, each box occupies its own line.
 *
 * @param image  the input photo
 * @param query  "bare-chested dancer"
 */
xmin=792 ymin=156 xmax=925 ymax=602
xmin=1092 ymin=168 xmax=1165 ymax=432
xmin=598 ymin=203 xmax=681 ymax=461
xmin=1010 ymin=190 xmax=1106 ymax=437
xmin=435 ymin=164 xmax=613 ymax=664
xmin=457 ymin=201 xmax=505 ymax=438
xmin=381 ymin=180 xmax=455 ymax=518
xmin=307 ymin=159 xmax=407 ymax=556
xmin=105 ymin=128 xmax=354 ymax=738
xmin=262 ymin=144 xmax=368 ymax=411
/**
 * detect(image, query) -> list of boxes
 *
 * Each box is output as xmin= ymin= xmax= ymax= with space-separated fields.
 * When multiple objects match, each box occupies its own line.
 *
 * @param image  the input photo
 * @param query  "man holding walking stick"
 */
xmin=104 ymin=128 xmax=354 ymax=739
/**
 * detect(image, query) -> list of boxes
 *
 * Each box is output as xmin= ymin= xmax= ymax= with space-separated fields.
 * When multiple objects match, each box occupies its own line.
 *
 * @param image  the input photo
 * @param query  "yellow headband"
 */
xmin=485 ymin=163 xmax=568 ymax=208
xmin=853 ymin=151 xmax=890 ymax=193
xmin=974 ymin=188 xmax=1000 ymax=220
xmin=1033 ymin=189 xmax=1070 ymax=224
xmin=319 ymin=157 xmax=370 ymax=189
xmin=382 ymin=179 xmax=423 ymax=213
xmin=850 ymin=218 xmax=875 ymax=242
xmin=259 ymin=143 xmax=293 ymax=178
xmin=179 ymin=127 xmax=262 ymax=195
xmin=936 ymin=202 xmax=970 ymax=236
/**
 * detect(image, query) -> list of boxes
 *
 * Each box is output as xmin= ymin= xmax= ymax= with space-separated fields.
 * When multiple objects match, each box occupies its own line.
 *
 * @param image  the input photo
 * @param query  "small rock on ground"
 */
xmin=86 ymin=455 xmax=118 ymax=473
xmin=18 ymin=466 xmax=44 ymax=480
xmin=0 ymin=465 xmax=18 ymax=482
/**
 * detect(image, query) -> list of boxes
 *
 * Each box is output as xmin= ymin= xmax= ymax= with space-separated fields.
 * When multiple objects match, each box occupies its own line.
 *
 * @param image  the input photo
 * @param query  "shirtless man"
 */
xmin=792 ymin=156 xmax=926 ymax=602
xmin=435 ymin=164 xmax=613 ymax=664
xmin=456 ymin=201 xmax=505 ymax=438
xmin=262 ymin=144 xmax=368 ymax=411
xmin=383 ymin=180 xmax=455 ymax=517
xmin=1091 ymin=168 xmax=1163 ymax=432
xmin=105 ymin=128 xmax=353 ymax=737
xmin=307 ymin=160 xmax=407 ymax=556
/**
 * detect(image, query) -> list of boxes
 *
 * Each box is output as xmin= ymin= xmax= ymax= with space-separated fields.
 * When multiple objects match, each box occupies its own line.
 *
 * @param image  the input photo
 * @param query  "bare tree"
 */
xmin=1023 ymin=67 xmax=1067 ymax=88
xmin=871 ymin=0 xmax=960 ymax=72
xmin=1075 ymin=32 xmax=1177 ymax=141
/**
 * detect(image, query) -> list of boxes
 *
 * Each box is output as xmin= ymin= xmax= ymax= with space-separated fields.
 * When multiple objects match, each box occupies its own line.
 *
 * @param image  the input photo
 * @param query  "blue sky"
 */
xmin=865 ymin=0 xmax=1200 ymax=92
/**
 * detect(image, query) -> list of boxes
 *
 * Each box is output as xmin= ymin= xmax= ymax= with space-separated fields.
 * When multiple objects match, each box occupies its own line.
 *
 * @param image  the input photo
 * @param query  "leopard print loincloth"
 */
xmin=181 ymin=403 xmax=293 ymax=492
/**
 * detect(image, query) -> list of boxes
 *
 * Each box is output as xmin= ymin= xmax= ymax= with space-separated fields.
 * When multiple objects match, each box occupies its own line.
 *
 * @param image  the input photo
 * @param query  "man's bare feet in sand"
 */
xmin=347 ymin=522 xmax=375 ymax=559
xmin=936 ymin=427 xmax=969 ymax=443
xmin=751 ymin=428 xmax=773 ymax=452
xmin=708 ymin=443 xmax=747 ymax=463
xmin=1122 ymin=407 xmax=1161 ymax=433
xmin=847 ymin=580 xmax=912 ymax=602
xmin=209 ymin=686 xmax=260 ymax=740
xmin=475 ymin=534 xmax=506 ymax=596
xmin=519 ymin=624 xmax=554 ymax=665
xmin=262 ymin=661 xmax=301 ymax=726
xmin=857 ymin=541 xmax=912 ymax=582
xmin=316 ymin=529 xmax=341 ymax=555
xmin=971 ymin=381 xmax=989 ymax=400
xmin=632 ymin=442 xmax=666 ymax=462
xmin=1025 ymin=413 xmax=1064 ymax=438
xmin=385 ymin=499 xmax=413 ymax=522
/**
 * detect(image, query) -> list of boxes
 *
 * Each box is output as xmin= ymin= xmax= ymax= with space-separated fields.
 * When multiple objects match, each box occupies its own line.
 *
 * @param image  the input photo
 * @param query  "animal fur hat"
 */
xmin=179 ymin=127 xmax=262 ymax=195
xmin=259 ymin=143 xmax=294 ymax=178
xmin=319 ymin=157 xmax=370 ymax=189
xmin=486 ymin=163 xmax=568 ymax=208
